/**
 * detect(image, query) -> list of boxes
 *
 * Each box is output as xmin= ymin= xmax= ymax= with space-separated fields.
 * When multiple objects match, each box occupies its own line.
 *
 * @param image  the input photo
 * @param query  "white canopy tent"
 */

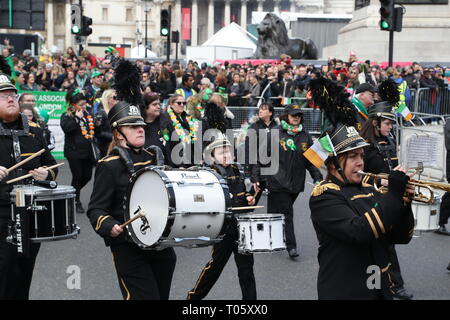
xmin=187 ymin=22 xmax=257 ymax=64
xmin=201 ymin=22 xmax=257 ymax=50
xmin=130 ymin=45 xmax=157 ymax=59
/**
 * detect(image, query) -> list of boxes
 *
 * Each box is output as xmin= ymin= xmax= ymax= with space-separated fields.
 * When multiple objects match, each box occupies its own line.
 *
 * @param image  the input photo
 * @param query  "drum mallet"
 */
xmin=6 ymin=162 xmax=64 ymax=184
xmin=120 ymin=209 xmax=146 ymax=229
xmin=6 ymin=148 xmax=46 ymax=173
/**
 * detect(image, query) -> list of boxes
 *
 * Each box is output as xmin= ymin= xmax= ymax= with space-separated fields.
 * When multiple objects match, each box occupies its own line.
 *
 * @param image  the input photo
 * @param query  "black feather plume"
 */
xmin=378 ymin=79 xmax=400 ymax=106
xmin=309 ymin=77 xmax=356 ymax=129
xmin=112 ymin=59 xmax=143 ymax=107
xmin=0 ymin=56 xmax=12 ymax=76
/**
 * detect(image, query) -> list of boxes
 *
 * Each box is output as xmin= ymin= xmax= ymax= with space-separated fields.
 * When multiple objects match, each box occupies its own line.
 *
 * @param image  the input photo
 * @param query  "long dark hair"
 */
xmin=204 ymin=102 xmax=227 ymax=133
xmin=359 ymin=119 xmax=381 ymax=144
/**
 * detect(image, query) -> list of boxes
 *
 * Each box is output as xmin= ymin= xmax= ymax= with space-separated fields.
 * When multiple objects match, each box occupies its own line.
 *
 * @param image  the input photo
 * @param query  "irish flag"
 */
xmin=304 ymin=134 xmax=335 ymax=168
xmin=395 ymin=103 xmax=413 ymax=121
xmin=281 ymin=97 xmax=292 ymax=105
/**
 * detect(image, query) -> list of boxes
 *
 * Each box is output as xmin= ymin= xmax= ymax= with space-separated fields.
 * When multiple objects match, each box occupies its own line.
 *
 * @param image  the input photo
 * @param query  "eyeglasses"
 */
xmin=0 ymin=93 xmax=19 ymax=101
xmin=175 ymin=101 xmax=187 ymax=106
xmin=111 ymin=96 xmax=117 ymax=100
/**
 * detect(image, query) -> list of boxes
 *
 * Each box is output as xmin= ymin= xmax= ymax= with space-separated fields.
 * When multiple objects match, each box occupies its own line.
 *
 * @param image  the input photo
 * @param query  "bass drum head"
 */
xmin=128 ymin=169 xmax=169 ymax=247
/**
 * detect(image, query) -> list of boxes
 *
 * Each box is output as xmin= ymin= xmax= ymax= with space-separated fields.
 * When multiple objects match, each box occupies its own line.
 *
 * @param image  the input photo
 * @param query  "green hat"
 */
xmin=105 ymin=46 xmax=118 ymax=54
xmin=91 ymin=70 xmax=103 ymax=78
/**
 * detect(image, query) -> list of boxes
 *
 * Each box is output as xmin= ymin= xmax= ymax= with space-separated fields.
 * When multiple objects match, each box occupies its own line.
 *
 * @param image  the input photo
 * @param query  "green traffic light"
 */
xmin=161 ymin=28 xmax=169 ymax=36
xmin=71 ymin=25 xmax=81 ymax=34
xmin=380 ymin=20 xmax=390 ymax=30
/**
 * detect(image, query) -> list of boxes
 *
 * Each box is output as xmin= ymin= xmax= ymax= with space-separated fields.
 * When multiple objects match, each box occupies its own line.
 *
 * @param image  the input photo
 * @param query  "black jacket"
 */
xmin=243 ymin=116 xmax=280 ymax=183
xmin=87 ymin=147 xmax=157 ymax=247
xmin=60 ymin=111 xmax=95 ymax=160
xmin=309 ymin=175 xmax=414 ymax=300
xmin=266 ymin=126 xmax=323 ymax=194
xmin=364 ymin=135 xmax=398 ymax=175
xmin=144 ymin=117 xmax=169 ymax=164
xmin=0 ymin=116 xmax=58 ymax=217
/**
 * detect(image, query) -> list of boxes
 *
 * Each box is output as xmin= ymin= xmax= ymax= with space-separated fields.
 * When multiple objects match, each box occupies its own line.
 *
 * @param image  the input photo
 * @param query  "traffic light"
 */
xmin=71 ymin=4 xmax=82 ymax=35
xmin=81 ymin=15 xmax=93 ymax=36
xmin=393 ymin=7 xmax=404 ymax=32
xmin=379 ymin=0 xmax=394 ymax=31
xmin=160 ymin=9 xmax=170 ymax=37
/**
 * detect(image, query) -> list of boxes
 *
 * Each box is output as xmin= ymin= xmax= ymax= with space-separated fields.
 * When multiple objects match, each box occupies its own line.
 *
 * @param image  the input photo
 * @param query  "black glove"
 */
xmin=388 ymin=170 xmax=410 ymax=198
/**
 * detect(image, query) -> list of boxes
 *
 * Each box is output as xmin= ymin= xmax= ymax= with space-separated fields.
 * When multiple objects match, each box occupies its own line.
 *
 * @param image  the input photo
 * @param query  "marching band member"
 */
xmin=308 ymin=77 xmax=415 ymax=300
xmin=0 ymin=71 xmax=58 ymax=300
xmin=266 ymin=103 xmax=323 ymax=260
xmin=87 ymin=60 xmax=176 ymax=300
xmin=187 ymin=138 xmax=257 ymax=300
xmin=359 ymin=92 xmax=413 ymax=300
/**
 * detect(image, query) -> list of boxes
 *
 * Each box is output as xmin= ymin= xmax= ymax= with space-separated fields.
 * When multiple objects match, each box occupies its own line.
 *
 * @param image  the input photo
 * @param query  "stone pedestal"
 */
xmin=322 ymin=1 xmax=450 ymax=62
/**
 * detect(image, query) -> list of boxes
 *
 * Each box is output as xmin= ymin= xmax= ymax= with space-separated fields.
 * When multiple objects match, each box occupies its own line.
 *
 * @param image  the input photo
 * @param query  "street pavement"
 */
xmin=29 ymin=163 xmax=450 ymax=300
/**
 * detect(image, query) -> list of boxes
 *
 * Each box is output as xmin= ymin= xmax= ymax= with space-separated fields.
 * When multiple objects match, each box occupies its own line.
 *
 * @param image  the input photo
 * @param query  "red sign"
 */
xmin=182 ymin=8 xmax=191 ymax=41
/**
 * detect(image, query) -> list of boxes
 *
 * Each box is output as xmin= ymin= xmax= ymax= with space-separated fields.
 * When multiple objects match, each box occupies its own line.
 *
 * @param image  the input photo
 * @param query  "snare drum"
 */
xmin=236 ymin=213 xmax=286 ymax=253
xmin=10 ymin=185 xmax=79 ymax=242
xmin=125 ymin=167 xmax=232 ymax=249
xmin=411 ymin=195 xmax=441 ymax=232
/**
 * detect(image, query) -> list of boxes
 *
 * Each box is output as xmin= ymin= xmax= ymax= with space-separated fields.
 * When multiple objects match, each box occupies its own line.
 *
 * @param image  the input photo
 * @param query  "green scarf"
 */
xmin=351 ymin=96 xmax=368 ymax=119
xmin=281 ymin=120 xmax=302 ymax=136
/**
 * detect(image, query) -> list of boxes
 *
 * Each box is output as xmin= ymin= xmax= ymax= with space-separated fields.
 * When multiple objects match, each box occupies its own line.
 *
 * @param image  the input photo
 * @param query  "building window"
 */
xmin=102 ymin=8 xmax=108 ymax=22
xmin=99 ymin=37 xmax=111 ymax=44
xmin=126 ymin=8 xmax=133 ymax=22
xmin=123 ymin=38 xmax=134 ymax=45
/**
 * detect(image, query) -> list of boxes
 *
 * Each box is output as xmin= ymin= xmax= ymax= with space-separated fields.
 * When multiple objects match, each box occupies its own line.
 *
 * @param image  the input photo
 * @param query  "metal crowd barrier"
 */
xmin=411 ymin=87 xmax=450 ymax=115
xmin=227 ymin=106 xmax=323 ymax=135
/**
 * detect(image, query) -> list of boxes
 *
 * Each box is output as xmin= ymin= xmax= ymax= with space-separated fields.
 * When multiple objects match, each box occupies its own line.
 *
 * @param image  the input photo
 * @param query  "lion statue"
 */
xmin=254 ymin=13 xmax=318 ymax=60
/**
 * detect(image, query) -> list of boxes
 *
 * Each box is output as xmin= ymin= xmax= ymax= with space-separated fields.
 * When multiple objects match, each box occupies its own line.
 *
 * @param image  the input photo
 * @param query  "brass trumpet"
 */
xmin=357 ymin=171 xmax=450 ymax=204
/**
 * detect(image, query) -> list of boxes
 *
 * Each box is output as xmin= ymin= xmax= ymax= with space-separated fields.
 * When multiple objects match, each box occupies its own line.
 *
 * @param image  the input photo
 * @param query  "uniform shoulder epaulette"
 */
xmin=28 ymin=121 xmax=40 ymax=128
xmin=311 ymin=181 xmax=341 ymax=197
xmin=98 ymin=155 xmax=120 ymax=163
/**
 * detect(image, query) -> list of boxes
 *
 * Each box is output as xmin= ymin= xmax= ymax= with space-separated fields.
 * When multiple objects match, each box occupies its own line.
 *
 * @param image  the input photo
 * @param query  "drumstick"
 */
xmin=232 ymin=205 xmax=265 ymax=211
xmin=120 ymin=210 xmax=146 ymax=229
xmin=6 ymin=163 xmax=64 ymax=184
xmin=6 ymin=149 xmax=45 ymax=173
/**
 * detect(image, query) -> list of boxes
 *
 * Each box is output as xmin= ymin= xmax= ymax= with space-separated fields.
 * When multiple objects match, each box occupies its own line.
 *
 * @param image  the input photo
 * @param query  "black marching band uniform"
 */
xmin=187 ymin=138 xmax=257 ymax=300
xmin=87 ymin=100 xmax=176 ymax=300
xmin=308 ymin=78 xmax=414 ymax=300
xmin=0 ymin=73 xmax=58 ymax=299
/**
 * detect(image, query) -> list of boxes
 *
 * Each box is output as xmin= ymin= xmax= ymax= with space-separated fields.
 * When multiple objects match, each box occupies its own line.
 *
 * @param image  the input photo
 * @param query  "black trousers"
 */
xmin=0 ymin=217 xmax=40 ymax=300
xmin=387 ymin=245 xmax=405 ymax=290
xmin=439 ymin=192 xmax=450 ymax=226
xmin=267 ymin=191 xmax=300 ymax=251
xmin=67 ymin=157 xmax=93 ymax=203
xmin=111 ymin=242 xmax=176 ymax=300
xmin=187 ymin=232 xmax=257 ymax=300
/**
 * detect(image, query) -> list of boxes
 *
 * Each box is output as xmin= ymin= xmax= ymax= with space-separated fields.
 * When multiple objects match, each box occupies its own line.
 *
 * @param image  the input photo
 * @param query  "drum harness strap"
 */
xmin=375 ymin=136 xmax=396 ymax=171
xmin=0 ymin=114 xmax=31 ymax=165
xmin=113 ymin=146 xmax=136 ymax=175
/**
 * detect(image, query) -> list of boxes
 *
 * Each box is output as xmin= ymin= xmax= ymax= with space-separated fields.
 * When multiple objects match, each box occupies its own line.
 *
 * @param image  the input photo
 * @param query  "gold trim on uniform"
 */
xmin=371 ymin=208 xmax=386 ymax=234
xmin=48 ymin=168 xmax=56 ymax=180
xmin=381 ymin=262 xmax=392 ymax=273
xmin=133 ymin=160 xmax=153 ymax=167
xmin=95 ymin=215 xmax=111 ymax=231
xmin=98 ymin=156 xmax=120 ymax=163
xmin=311 ymin=181 xmax=340 ymax=197
xmin=350 ymin=193 xmax=374 ymax=200
xmin=236 ymin=192 xmax=246 ymax=197
xmin=364 ymin=212 xmax=379 ymax=239
xmin=120 ymin=277 xmax=131 ymax=300
xmin=187 ymin=247 xmax=215 ymax=298
xmin=28 ymin=121 xmax=39 ymax=128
